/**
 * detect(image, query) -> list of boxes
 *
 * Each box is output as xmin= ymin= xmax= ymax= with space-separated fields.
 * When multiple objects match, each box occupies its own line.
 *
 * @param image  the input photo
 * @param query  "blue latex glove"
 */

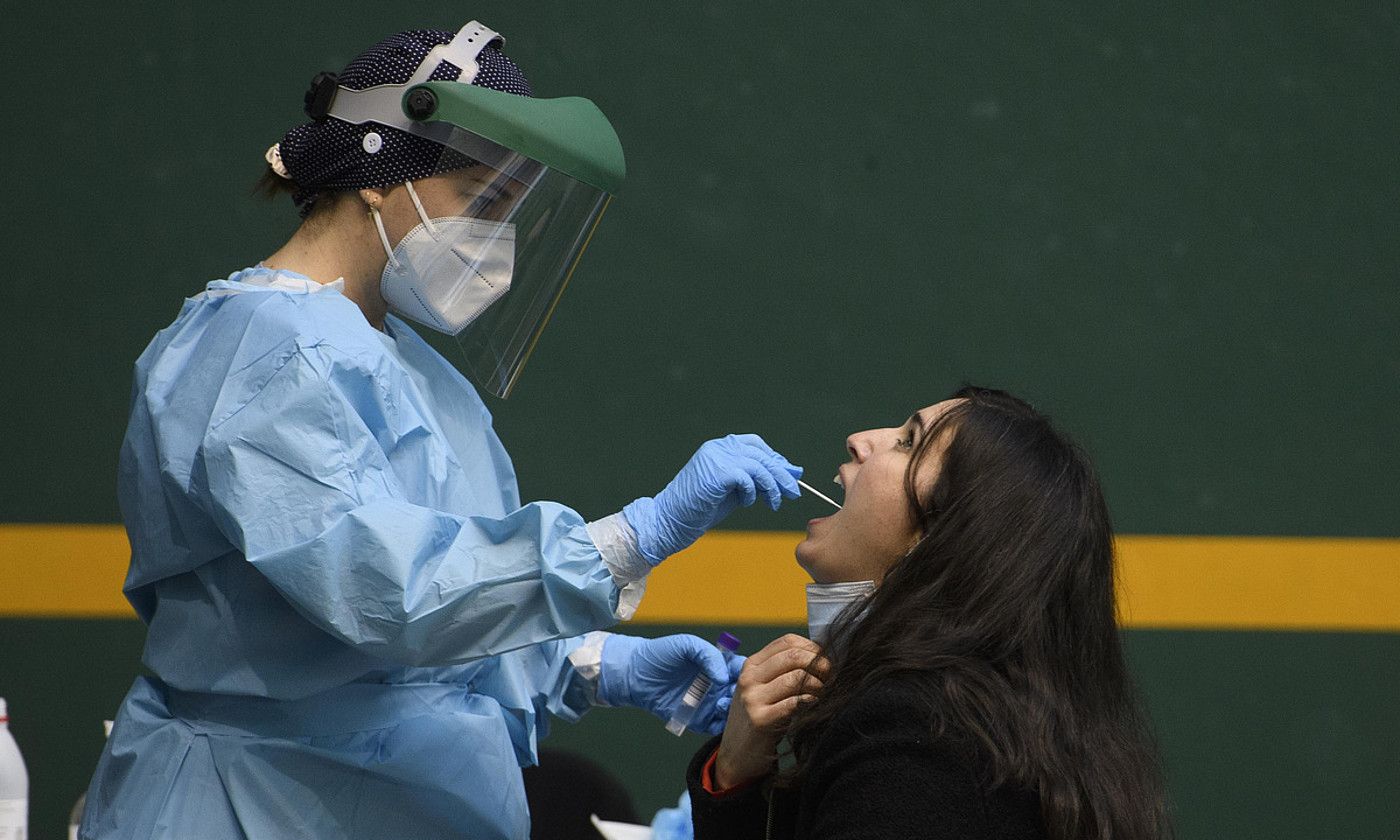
xmin=624 ymin=434 xmax=803 ymax=566
xmin=598 ymin=634 xmax=746 ymax=735
xmin=650 ymin=791 xmax=693 ymax=840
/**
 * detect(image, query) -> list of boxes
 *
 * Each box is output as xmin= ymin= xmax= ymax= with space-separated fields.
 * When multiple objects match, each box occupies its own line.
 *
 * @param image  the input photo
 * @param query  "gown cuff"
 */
xmin=566 ymin=630 xmax=611 ymax=705
xmin=586 ymin=513 xmax=649 ymax=620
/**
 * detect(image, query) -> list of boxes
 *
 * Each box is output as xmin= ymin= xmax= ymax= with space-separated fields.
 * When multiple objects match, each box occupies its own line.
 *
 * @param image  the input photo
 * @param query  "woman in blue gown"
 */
xmin=81 ymin=21 xmax=802 ymax=840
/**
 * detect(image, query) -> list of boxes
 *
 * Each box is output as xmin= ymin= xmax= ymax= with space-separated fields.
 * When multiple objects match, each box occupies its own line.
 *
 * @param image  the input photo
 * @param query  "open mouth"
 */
xmin=834 ymin=467 xmax=850 ymax=504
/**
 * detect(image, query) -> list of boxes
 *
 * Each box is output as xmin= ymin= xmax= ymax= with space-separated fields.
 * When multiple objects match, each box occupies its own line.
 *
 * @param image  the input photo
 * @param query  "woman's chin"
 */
xmin=794 ymin=536 xmax=829 ymax=582
xmin=797 ymin=513 xmax=839 ymax=573
xmin=794 ymin=539 xmax=816 ymax=577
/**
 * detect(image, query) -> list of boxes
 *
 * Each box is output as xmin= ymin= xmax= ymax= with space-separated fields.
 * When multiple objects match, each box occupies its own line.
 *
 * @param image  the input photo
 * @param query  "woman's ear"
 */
xmin=359 ymin=187 xmax=385 ymax=212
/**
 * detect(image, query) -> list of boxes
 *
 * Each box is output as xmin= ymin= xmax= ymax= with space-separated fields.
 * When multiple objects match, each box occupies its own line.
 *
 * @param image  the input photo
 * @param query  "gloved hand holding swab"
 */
xmin=797 ymin=478 xmax=843 ymax=510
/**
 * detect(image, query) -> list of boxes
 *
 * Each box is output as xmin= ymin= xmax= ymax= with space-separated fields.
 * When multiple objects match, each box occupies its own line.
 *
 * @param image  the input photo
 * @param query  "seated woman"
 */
xmin=686 ymin=386 xmax=1171 ymax=840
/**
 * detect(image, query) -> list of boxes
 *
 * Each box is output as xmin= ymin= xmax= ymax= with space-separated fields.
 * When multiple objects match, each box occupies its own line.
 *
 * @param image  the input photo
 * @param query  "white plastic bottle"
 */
xmin=0 ymin=698 xmax=29 ymax=840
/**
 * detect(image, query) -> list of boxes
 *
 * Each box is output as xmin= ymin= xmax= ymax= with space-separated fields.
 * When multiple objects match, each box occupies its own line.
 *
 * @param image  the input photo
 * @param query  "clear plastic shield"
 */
xmin=407 ymin=126 xmax=611 ymax=397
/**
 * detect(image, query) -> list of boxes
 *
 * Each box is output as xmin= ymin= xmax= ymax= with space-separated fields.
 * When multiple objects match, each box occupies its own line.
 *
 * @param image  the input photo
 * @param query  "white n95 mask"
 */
xmin=373 ymin=181 xmax=515 ymax=335
xmin=806 ymin=580 xmax=876 ymax=646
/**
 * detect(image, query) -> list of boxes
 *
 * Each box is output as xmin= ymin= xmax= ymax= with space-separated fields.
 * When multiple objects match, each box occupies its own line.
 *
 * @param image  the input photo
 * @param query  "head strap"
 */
xmin=408 ymin=21 xmax=502 ymax=87
xmin=325 ymin=21 xmax=502 ymax=135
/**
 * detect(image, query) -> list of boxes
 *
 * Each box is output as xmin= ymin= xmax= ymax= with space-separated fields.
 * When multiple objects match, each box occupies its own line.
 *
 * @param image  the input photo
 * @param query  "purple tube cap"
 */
xmin=716 ymin=632 xmax=741 ymax=652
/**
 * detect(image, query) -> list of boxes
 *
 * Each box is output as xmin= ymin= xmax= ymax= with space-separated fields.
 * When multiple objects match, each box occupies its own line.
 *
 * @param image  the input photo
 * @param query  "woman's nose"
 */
xmin=846 ymin=430 xmax=871 ymax=462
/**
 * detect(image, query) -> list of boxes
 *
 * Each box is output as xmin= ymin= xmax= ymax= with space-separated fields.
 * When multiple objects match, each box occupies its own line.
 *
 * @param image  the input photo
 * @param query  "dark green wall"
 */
xmin=3 ymin=0 xmax=1396 ymax=533
xmin=2 ymin=1 xmax=1397 ymax=838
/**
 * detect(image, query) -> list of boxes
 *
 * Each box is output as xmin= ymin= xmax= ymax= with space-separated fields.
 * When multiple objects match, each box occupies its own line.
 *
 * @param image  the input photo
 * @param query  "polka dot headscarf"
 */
xmin=273 ymin=29 xmax=533 ymax=215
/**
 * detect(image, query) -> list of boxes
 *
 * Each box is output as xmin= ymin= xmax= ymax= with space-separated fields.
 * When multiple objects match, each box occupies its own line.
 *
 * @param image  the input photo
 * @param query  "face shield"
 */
xmin=326 ymin=21 xmax=625 ymax=397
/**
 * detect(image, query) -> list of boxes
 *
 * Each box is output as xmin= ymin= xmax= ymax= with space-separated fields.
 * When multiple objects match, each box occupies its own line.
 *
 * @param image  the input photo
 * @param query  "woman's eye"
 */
xmin=896 ymin=433 xmax=914 ymax=451
xmin=469 ymin=188 xmax=520 ymax=219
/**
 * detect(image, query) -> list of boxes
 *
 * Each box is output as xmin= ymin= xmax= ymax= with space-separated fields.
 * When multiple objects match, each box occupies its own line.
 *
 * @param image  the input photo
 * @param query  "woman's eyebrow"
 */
xmin=907 ymin=411 xmax=926 ymax=440
xmin=468 ymin=182 xmax=513 ymax=205
xmin=489 ymin=181 xmax=521 ymax=203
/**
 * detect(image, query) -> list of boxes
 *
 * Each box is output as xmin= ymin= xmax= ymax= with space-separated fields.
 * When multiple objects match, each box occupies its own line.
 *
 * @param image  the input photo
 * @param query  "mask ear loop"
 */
xmin=403 ymin=181 xmax=439 ymax=236
xmin=368 ymin=205 xmax=401 ymax=271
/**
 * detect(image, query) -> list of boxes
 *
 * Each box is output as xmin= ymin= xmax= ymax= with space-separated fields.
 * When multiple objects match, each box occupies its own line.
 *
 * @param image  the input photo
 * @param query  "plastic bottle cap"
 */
xmin=0 ymin=697 xmax=7 ymax=720
xmin=716 ymin=632 xmax=741 ymax=652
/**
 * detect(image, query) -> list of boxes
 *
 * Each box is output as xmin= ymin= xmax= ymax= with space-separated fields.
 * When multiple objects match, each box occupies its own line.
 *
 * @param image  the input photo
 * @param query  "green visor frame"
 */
xmin=402 ymin=81 xmax=625 ymax=196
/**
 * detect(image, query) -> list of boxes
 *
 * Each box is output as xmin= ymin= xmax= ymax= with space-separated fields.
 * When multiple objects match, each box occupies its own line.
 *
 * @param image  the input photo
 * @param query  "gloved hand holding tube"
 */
xmin=624 ymin=434 xmax=803 ymax=567
xmin=597 ymin=634 xmax=747 ymax=735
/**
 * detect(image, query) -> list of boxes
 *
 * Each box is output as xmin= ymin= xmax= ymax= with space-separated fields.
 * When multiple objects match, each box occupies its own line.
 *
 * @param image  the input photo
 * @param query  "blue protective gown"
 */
xmin=81 ymin=267 xmax=625 ymax=840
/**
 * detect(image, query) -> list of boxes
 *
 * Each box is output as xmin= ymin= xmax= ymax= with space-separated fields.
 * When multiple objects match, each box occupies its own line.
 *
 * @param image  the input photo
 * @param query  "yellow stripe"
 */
xmin=635 ymin=533 xmax=1400 ymax=631
xmin=2 ymin=526 xmax=1398 ymax=630
xmin=2 ymin=525 xmax=133 ymax=618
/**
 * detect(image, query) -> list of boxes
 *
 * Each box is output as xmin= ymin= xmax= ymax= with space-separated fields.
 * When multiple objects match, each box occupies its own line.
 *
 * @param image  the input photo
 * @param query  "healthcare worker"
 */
xmin=80 ymin=21 xmax=803 ymax=840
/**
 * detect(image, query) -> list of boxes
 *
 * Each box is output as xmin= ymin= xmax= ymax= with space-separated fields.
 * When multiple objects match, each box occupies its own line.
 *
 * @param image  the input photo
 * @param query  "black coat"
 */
xmin=687 ymin=675 xmax=1046 ymax=840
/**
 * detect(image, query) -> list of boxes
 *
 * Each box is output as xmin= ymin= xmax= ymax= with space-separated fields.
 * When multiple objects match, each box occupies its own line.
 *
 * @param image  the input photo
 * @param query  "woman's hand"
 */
xmin=714 ymin=634 xmax=829 ymax=789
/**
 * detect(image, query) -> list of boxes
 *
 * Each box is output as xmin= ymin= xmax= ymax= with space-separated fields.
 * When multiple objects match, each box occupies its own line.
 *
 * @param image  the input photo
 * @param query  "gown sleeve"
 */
xmin=192 ymin=338 xmax=622 ymax=667
xmin=467 ymin=636 xmax=596 ymax=765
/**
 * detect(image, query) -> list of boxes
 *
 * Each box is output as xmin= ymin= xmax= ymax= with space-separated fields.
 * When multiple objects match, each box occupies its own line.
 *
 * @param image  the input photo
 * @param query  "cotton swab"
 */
xmin=797 ymin=478 xmax=843 ymax=510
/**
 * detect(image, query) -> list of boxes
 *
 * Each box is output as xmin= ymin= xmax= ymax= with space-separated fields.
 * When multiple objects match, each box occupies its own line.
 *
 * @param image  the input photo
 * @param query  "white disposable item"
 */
xmin=796 ymin=478 xmax=842 ymax=510
xmin=374 ymin=182 xmax=516 ymax=335
xmin=590 ymin=813 xmax=652 ymax=840
xmin=662 ymin=672 xmax=711 ymax=736
xmin=0 ymin=698 xmax=28 ymax=840
xmin=806 ymin=580 xmax=876 ymax=644
xmin=664 ymin=633 xmax=740 ymax=736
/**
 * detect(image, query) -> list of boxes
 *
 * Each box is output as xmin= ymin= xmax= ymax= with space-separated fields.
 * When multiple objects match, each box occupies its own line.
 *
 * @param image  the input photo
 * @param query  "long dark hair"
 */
xmin=783 ymin=386 xmax=1170 ymax=840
